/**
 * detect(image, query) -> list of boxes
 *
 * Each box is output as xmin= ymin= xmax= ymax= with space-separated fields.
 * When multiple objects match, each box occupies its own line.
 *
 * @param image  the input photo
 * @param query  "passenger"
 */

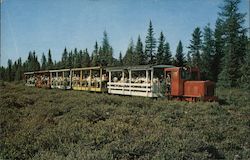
xmin=166 ymin=74 xmax=171 ymax=94
xmin=159 ymin=75 xmax=166 ymax=97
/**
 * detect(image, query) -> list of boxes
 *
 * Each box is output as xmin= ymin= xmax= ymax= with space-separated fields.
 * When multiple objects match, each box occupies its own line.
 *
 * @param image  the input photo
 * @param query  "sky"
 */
xmin=0 ymin=0 xmax=249 ymax=67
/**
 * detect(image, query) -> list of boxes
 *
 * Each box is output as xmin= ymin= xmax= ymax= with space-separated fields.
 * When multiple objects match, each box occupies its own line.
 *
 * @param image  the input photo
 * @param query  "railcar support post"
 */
xmin=151 ymin=69 xmax=154 ymax=96
xmin=80 ymin=70 xmax=82 ymax=88
xmin=146 ymin=70 xmax=149 ymax=96
xmin=89 ymin=69 xmax=92 ymax=89
xmin=100 ymin=68 xmax=102 ymax=90
xmin=109 ymin=71 xmax=111 ymax=93
xmin=50 ymin=72 xmax=52 ymax=87
xmin=122 ymin=70 xmax=125 ymax=94
xmin=56 ymin=72 xmax=58 ymax=87
xmin=129 ymin=70 xmax=132 ymax=95
xmin=70 ymin=70 xmax=72 ymax=89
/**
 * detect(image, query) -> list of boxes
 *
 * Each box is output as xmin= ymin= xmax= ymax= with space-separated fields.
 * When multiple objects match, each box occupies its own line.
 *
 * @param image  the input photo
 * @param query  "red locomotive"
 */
xmin=164 ymin=67 xmax=217 ymax=101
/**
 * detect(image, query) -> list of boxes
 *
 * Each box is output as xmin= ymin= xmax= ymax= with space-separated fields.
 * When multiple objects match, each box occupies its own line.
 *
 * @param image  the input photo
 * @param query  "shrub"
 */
xmin=0 ymin=83 xmax=250 ymax=159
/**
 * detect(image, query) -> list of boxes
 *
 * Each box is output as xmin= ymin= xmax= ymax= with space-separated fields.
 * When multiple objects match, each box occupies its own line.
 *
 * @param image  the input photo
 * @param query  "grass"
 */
xmin=0 ymin=82 xmax=250 ymax=159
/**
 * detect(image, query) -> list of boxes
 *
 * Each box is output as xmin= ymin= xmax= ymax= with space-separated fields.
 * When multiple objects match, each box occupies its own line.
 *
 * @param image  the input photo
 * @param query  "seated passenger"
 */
xmin=166 ymin=74 xmax=171 ymax=94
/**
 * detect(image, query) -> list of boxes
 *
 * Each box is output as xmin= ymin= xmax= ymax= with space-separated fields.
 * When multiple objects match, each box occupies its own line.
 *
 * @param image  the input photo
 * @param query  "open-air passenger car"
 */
xmin=106 ymin=65 xmax=174 ymax=97
xmin=34 ymin=70 xmax=51 ymax=88
xmin=50 ymin=69 xmax=71 ymax=89
xmin=24 ymin=72 xmax=36 ymax=87
xmin=71 ymin=67 xmax=108 ymax=92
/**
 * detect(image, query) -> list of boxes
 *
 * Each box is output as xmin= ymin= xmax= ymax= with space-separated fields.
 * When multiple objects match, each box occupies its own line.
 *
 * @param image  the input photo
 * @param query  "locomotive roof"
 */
xmin=106 ymin=64 xmax=175 ymax=71
xmin=153 ymin=65 xmax=175 ymax=68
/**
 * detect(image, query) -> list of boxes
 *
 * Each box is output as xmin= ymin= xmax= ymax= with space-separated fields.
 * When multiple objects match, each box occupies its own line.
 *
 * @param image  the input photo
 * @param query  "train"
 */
xmin=24 ymin=65 xmax=217 ymax=102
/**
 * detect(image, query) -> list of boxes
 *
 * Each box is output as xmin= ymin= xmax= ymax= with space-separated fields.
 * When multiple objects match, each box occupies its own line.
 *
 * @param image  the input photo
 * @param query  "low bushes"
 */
xmin=0 ymin=83 xmax=249 ymax=159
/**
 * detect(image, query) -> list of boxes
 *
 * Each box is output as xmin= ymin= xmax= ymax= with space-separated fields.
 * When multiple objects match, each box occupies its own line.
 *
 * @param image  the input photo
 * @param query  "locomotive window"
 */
xmin=191 ymin=71 xmax=199 ymax=80
xmin=181 ymin=68 xmax=191 ymax=80
xmin=181 ymin=68 xmax=199 ymax=80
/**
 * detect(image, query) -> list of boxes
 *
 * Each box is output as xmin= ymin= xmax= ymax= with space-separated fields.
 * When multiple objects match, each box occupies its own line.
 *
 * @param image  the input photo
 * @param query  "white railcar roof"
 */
xmin=24 ymin=71 xmax=35 ymax=75
xmin=71 ymin=66 xmax=103 ymax=71
xmin=49 ymin=69 xmax=71 ymax=72
xmin=106 ymin=64 xmax=175 ymax=71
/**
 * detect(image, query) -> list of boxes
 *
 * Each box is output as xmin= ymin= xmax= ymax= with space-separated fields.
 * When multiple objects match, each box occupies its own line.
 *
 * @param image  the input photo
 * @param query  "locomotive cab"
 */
xmin=164 ymin=67 xmax=217 ymax=101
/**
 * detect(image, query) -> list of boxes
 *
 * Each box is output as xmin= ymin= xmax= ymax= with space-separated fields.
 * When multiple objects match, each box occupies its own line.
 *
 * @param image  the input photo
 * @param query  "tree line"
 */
xmin=0 ymin=0 xmax=249 ymax=89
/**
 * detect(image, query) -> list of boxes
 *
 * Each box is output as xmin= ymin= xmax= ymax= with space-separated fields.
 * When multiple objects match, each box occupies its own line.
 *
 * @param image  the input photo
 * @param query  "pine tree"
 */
xmin=26 ymin=51 xmax=33 ymax=71
xmin=62 ymin=47 xmax=68 ymax=69
xmin=68 ymin=51 xmax=73 ymax=68
xmin=12 ymin=61 xmax=18 ymax=80
xmin=119 ymin=52 xmax=123 ymax=65
xmin=101 ymin=31 xmax=113 ymax=66
xmin=186 ymin=52 xmax=192 ymax=66
xmin=54 ymin=61 xmax=58 ymax=69
xmin=164 ymin=42 xmax=172 ymax=65
xmin=32 ymin=51 xmax=40 ymax=71
xmin=15 ymin=58 xmax=22 ymax=81
xmin=213 ymin=19 xmax=225 ymax=82
xmin=41 ymin=53 xmax=47 ymax=70
xmin=201 ymin=24 xmax=214 ymax=80
xmin=98 ymin=46 xmax=103 ymax=66
xmin=7 ymin=59 xmax=12 ymax=81
xmin=123 ymin=39 xmax=135 ymax=66
xmin=156 ymin=32 xmax=165 ymax=65
xmin=25 ymin=51 xmax=40 ymax=71
xmin=218 ymin=0 xmax=247 ymax=87
xmin=82 ymin=49 xmax=90 ymax=67
xmin=174 ymin=40 xmax=185 ymax=66
xmin=47 ymin=49 xmax=53 ymax=69
xmin=188 ymin=27 xmax=202 ymax=67
xmin=75 ymin=49 xmax=82 ymax=68
xmin=31 ymin=53 xmax=35 ymax=71
xmin=72 ymin=48 xmax=78 ymax=68
xmin=239 ymin=41 xmax=250 ymax=90
xmin=108 ymin=47 xmax=114 ymax=66
xmin=91 ymin=41 xmax=99 ymax=66
xmin=145 ymin=20 xmax=156 ymax=64
xmin=135 ymin=36 xmax=145 ymax=65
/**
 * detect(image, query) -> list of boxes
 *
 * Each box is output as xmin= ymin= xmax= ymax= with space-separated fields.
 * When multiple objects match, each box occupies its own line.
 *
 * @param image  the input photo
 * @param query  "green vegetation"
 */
xmin=0 ymin=83 xmax=249 ymax=159
xmin=188 ymin=27 xmax=202 ymax=68
xmin=217 ymin=0 xmax=247 ymax=88
xmin=123 ymin=39 xmax=135 ymax=66
xmin=201 ymin=24 xmax=214 ymax=81
xmin=145 ymin=20 xmax=157 ymax=64
xmin=174 ymin=40 xmax=185 ymax=67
